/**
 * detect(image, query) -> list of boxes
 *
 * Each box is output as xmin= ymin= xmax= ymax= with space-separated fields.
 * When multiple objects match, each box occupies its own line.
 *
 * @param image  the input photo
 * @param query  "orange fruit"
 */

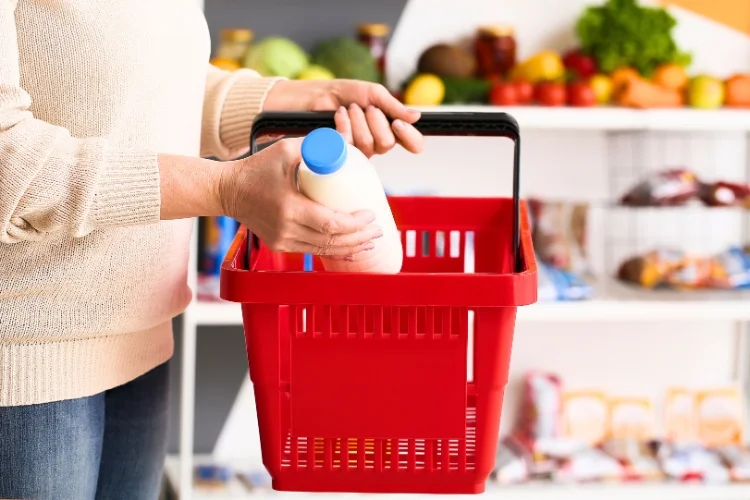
xmin=653 ymin=63 xmax=689 ymax=91
xmin=610 ymin=67 xmax=641 ymax=95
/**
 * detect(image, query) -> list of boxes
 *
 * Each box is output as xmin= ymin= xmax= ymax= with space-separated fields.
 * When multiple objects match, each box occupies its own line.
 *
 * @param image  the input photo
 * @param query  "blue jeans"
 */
xmin=0 ymin=362 xmax=170 ymax=500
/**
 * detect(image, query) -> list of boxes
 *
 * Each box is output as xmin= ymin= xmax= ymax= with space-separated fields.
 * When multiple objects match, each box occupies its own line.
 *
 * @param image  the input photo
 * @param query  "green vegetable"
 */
xmin=441 ymin=77 xmax=491 ymax=104
xmin=310 ymin=38 xmax=380 ymax=83
xmin=244 ymin=37 xmax=309 ymax=78
xmin=575 ymin=0 xmax=691 ymax=76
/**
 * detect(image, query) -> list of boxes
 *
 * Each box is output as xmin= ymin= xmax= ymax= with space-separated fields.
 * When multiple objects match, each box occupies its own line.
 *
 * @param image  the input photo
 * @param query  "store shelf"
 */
xmin=414 ymin=106 xmax=750 ymax=132
xmin=164 ymin=455 xmax=748 ymax=500
xmin=191 ymin=282 xmax=750 ymax=325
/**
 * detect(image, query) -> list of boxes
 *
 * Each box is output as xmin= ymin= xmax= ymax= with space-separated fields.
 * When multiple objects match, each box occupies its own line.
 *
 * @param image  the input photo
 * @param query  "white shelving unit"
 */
xmin=172 ymin=106 xmax=750 ymax=500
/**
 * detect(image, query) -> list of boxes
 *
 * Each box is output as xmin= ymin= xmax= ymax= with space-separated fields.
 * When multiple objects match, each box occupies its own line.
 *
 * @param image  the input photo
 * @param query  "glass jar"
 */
xmin=215 ymin=28 xmax=254 ymax=66
xmin=357 ymin=23 xmax=390 ymax=77
xmin=474 ymin=25 xmax=516 ymax=79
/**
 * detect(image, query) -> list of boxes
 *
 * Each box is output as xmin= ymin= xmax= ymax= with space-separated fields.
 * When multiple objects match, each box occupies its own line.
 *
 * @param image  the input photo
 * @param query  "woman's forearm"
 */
xmin=158 ymin=154 xmax=229 ymax=220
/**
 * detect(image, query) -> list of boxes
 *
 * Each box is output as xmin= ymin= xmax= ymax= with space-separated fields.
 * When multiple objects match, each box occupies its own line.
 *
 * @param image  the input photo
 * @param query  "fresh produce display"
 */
xmin=617 ymin=246 xmax=750 ymax=290
xmin=398 ymin=0 xmax=750 ymax=110
xmin=494 ymin=371 xmax=748 ymax=485
xmin=402 ymin=73 xmax=445 ymax=106
xmin=620 ymin=169 xmax=750 ymax=207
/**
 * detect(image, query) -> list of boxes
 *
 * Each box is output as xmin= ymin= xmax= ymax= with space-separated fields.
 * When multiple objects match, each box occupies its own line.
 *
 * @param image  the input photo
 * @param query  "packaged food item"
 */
xmin=194 ymin=464 xmax=232 ymax=489
xmin=664 ymin=255 xmax=715 ymax=289
xmin=528 ymin=198 xmax=590 ymax=275
xmin=657 ymin=443 xmax=730 ymax=483
xmin=198 ymin=216 xmax=239 ymax=300
xmin=555 ymin=446 xmax=624 ymax=483
xmin=474 ymin=25 xmax=517 ymax=79
xmin=515 ymin=372 xmax=563 ymax=445
xmin=619 ymin=168 xmax=699 ymax=207
xmin=214 ymin=28 xmax=253 ymax=66
xmin=608 ymin=398 xmax=656 ymax=441
xmin=698 ymin=181 xmax=750 ymax=207
xmin=602 ymin=439 xmax=663 ymax=481
xmin=491 ymin=435 xmax=531 ymax=485
xmin=663 ymin=388 xmax=697 ymax=444
xmin=356 ymin=23 xmax=390 ymax=78
xmin=716 ymin=445 xmax=750 ymax=482
xmin=537 ymin=261 xmax=594 ymax=301
xmin=696 ymin=387 xmax=745 ymax=447
xmin=617 ymin=248 xmax=684 ymax=289
xmin=710 ymin=246 xmax=750 ymax=289
xmin=560 ymin=391 xmax=609 ymax=447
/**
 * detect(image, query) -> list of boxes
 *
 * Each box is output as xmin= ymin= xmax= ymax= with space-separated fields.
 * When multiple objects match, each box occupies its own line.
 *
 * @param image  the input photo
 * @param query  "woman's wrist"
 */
xmin=158 ymin=154 xmax=230 ymax=220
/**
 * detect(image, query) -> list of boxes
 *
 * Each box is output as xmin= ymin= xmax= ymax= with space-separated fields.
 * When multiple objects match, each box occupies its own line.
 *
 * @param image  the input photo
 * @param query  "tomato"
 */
xmin=489 ymin=82 xmax=519 ymax=106
xmin=562 ymin=49 xmax=598 ymax=80
xmin=513 ymin=80 xmax=534 ymax=105
xmin=534 ymin=81 xmax=566 ymax=106
xmin=567 ymin=81 xmax=597 ymax=107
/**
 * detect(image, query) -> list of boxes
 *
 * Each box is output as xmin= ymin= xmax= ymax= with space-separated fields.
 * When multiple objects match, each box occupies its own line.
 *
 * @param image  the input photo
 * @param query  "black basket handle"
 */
xmin=245 ymin=111 xmax=522 ymax=272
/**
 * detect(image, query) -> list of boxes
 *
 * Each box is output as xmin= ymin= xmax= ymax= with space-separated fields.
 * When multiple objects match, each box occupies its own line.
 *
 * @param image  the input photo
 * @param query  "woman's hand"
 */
xmin=263 ymin=79 xmax=424 ymax=157
xmin=219 ymin=137 xmax=382 ymax=258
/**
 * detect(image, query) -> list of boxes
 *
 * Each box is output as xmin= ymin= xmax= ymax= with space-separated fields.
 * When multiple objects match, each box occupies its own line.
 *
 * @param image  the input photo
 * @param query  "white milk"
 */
xmin=298 ymin=128 xmax=403 ymax=273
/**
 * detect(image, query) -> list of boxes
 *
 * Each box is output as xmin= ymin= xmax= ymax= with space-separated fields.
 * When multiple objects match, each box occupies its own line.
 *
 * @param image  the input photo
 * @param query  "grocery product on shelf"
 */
xmin=537 ymin=262 xmax=594 ymax=301
xmin=528 ymin=198 xmax=590 ymax=275
xmin=491 ymin=435 xmax=532 ymax=485
xmin=516 ymin=372 xmax=563 ymax=446
xmin=310 ymin=37 xmax=380 ymax=83
xmin=198 ymin=216 xmax=239 ymax=301
xmin=725 ymin=74 xmax=750 ymax=108
xmin=213 ymin=28 xmax=253 ymax=68
xmin=236 ymin=469 xmax=273 ymax=491
xmin=664 ymin=388 xmax=699 ymax=444
xmin=510 ymin=51 xmax=565 ymax=84
xmin=418 ymin=44 xmax=476 ymax=79
xmin=602 ymin=439 xmax=663 ymax=481
xmin=297 ymin=128 xmax=402 ymax=273
xmin=619 ymin=169 xmax=699 ymax=206
xmin=574 ymin=0 xmax=690 ymax=76
xmin=716 ymin=445 xmax=750 ymax=481
xmin=608 ymin=398 xmax=656 ymax=441
xmin=688 ymin=75 xmax=726 ymax=110
xmin=474 ymin=25 xmax=517 ymax=79
xmin=243 ymin=36 xmax=308 ymax=78
xmin=194 ymin=464 xmax=232 ymax=489
xmin=566 ymin=81 xmax=596 ymax=107
xmin=699 ymin=181 xmax=750 ymax=207
xmin=403 ymin=73 xmax=445 ymax=106
xmin=696 ymin=387 xmax=746 ymax=447
xmin=562 ymin=49 xmax=598 ymax=81
xmin=617 ymin=246 xmax=750 ymax=290
xmin=356 ymin=23 xmax=390 ymax=77
xmin=561 ymin=391 xmax=609 ymax=447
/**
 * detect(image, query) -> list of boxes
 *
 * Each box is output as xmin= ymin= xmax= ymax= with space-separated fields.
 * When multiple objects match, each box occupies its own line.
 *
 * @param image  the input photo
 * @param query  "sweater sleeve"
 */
xmin=200 ymin=64 xmax=283 ymax=160
xmin=0 ymin=1 xmax=160 ymax=244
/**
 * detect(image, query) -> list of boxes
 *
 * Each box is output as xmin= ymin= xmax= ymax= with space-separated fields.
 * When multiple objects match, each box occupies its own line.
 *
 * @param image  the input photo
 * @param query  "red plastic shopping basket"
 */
xmin=220 ymin=111 xmax=537 ymax=494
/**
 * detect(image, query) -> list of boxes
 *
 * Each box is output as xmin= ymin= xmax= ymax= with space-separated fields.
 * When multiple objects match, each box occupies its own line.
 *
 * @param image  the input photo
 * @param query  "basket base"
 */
xmin=272 ymin=473 xmax=486 ymax=495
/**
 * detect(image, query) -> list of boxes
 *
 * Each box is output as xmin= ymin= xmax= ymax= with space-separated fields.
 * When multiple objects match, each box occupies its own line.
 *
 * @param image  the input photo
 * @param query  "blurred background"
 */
xmin=164 ymin=0 xmax=750 ymax=498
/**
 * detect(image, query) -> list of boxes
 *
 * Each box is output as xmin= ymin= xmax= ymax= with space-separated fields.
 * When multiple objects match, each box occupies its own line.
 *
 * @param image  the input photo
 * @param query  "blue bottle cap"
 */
xmin=301 ymin=128 xmax=347 ymax=175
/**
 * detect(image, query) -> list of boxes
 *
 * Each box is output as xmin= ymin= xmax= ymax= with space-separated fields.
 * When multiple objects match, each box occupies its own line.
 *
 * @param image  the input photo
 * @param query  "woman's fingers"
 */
xmin=293 ymin=194 xmax=375 ymax=234
xmin=334 ymin=106 xmax=353 ymax=144
xmin=392 ymin=119 xmax=425 ymax=154
xmin=293 ymin=223 xmax=382 ymax=256
xmin=348 ymin=103 xmax=375 ymax=157
xmin=365 ymin=106 xmax=396 ymax=155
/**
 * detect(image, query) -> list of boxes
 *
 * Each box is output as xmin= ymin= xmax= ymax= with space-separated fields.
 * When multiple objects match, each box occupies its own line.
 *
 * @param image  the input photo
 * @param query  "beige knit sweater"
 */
xmin=0 ymin=0 xmax=279 ymax=406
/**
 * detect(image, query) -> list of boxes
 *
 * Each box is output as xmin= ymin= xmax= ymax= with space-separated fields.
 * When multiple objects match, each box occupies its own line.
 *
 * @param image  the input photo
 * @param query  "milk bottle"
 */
xmin=298 ymin=128 xmax=403 ymax=273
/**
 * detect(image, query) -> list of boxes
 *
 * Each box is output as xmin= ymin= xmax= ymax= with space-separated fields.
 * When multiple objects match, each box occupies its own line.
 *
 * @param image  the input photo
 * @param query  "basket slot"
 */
xmin=322 ymin=306 xmax=332 ymax=337
xmin=373 ymin=306 xmax=384 ymax=338
xmin=450 ymin=230 xmax=461 ymax=258
xmin=405 ymin=230 xmax=416 ymax=257
xmin=435 ymin=231 xmax=446 ymax=257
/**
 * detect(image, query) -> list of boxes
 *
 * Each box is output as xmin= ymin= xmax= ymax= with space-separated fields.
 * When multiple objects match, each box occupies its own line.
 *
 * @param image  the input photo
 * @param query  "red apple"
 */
xmin=489 ymin=82 xmax=519 ymax=106
xmin=513 ymin=80 xmax=534 ymax=105
xmin=567 ymin=81 xmax=596 ymax=107
xmin=563 ymin=49 xmax=598 ymax=80
xmin=534 ymin=81 xmax=566 ymax=107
